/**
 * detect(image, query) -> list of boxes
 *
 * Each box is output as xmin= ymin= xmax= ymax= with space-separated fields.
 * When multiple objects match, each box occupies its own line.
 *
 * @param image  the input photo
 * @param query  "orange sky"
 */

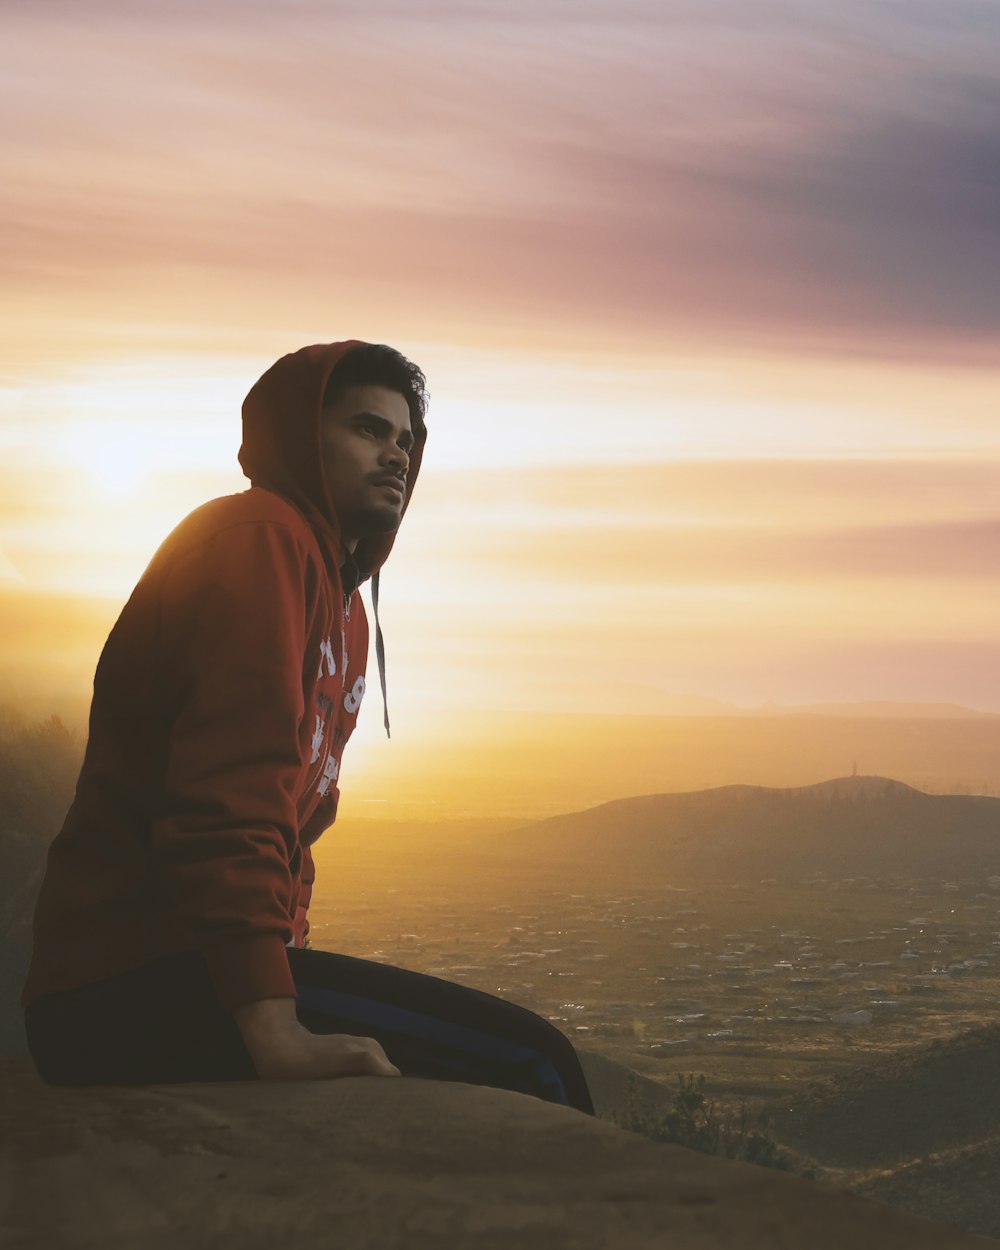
xmin=3 ymin=2 xmax=1000 ymax=807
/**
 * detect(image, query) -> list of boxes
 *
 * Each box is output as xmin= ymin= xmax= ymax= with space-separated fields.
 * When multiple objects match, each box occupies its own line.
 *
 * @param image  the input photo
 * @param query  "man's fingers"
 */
xmin=246 ymin=1026 xmax=402 ymax=1080
xmin=368 ymin=1054 xmax=402 ymax=1077
xmin=327 ymin=1034 xmax=400 ymax=1078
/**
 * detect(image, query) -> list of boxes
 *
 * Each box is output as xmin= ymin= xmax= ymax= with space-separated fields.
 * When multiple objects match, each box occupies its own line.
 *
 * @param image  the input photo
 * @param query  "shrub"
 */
xmin=614 ymin=1071 xmax=796 ymax=1172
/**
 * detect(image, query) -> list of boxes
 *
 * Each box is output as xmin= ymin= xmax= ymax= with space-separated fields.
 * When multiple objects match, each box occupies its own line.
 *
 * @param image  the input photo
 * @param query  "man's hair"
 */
xmin=324 ymin=344 xmax=429 ymax=431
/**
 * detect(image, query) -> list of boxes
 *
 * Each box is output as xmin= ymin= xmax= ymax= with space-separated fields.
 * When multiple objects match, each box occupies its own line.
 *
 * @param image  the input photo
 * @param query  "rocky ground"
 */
xmin=2 ymin=1056 xmax=994 ymax=1250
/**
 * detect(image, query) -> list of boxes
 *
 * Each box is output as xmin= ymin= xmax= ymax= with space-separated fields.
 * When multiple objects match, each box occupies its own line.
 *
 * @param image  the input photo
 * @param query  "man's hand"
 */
xmin=233 ymin=997 xmax=401 ymax=1081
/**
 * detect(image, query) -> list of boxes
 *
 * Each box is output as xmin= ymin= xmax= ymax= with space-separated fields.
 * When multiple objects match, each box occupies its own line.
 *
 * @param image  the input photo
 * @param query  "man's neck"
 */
xmin=340 ymin=546 xmax=362 ymax=596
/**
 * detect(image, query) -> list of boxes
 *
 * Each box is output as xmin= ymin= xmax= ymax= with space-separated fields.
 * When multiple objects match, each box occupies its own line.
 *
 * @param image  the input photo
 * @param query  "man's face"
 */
xmin=320 ymin=384 xmax=414 ymax=553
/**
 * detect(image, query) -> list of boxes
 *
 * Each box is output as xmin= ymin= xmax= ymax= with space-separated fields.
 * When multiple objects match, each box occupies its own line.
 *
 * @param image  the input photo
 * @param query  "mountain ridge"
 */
xmin=497 ymin=775 xmax=1000 ymax=883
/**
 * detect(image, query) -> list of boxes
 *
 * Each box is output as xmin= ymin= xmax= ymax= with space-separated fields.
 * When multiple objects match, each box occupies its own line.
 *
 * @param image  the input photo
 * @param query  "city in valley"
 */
xmin=311 ymin=780 xmax=1000 ymax=1108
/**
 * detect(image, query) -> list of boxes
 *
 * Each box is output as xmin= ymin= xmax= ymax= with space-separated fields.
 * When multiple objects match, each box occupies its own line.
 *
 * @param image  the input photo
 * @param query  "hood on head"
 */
xmin=239 ymin=340 xmax=426 ymax=581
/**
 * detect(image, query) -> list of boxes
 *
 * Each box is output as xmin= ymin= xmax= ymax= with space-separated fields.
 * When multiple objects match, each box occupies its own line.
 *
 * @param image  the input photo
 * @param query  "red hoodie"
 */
xmin=23 ymin=342 xmax=425 ymax=1011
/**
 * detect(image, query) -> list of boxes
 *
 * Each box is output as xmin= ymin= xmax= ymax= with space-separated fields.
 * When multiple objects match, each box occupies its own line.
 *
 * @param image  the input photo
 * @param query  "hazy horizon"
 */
xmin=9 ymin=692 xmax=1000 ymax=823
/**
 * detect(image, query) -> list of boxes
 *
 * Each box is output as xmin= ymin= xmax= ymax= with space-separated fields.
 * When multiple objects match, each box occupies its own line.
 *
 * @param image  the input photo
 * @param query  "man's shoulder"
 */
xmin=187 ymin=488 xmax=311 ymax=533
xmin=155 ymin=489 xmax=322 ymax=566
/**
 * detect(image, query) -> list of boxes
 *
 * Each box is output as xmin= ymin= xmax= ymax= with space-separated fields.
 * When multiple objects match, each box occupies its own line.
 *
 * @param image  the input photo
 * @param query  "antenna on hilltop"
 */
xmin=852 ymin=760 xmax=858 ymax=777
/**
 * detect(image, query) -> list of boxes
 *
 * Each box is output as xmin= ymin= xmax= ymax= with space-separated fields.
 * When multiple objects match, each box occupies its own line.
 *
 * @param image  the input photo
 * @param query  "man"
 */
xmin=23 ymin=341 xmax=593 ymax=1112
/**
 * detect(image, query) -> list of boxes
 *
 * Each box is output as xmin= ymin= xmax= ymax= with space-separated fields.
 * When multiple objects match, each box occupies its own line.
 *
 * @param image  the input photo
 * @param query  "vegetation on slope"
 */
xmin=769 ymin=1024 xmax=1000 ymax=1239
xmin=0 ymin=709 xmax=82 ymax=1050
xmin=614 ymin=1071 xmax=798 ymax=1172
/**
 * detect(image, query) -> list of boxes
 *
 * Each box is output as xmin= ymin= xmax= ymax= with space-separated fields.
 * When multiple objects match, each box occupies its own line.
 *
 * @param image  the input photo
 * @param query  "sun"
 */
xmin=40 ymin=356 xmax=248 ymax=503
xmin=60 ymin=420 xmax=157 ymax=500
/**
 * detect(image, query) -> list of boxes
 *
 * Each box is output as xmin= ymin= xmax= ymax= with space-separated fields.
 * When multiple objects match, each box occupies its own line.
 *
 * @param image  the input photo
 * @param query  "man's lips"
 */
xmin=370 ymin=476 xmax=405 ymax=498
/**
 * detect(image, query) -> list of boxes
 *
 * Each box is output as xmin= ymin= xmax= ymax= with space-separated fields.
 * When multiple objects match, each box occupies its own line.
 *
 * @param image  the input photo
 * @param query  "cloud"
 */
xmin=0 ymin=545 xmax=25 ymax=583
xmin=377 ymin=461 xmax=1000 ymax=640
xmin=2 ymin=2 xmax=998 ymax=361
xmin=416 ymin=514 xmax=1000 ymax=590
xmin=414 ymin=458 xmax=1000 ymax=529
xmin=7 ymin=456 xmax=1000 ymax=596
xmin=5 ymin=454 xmax=1000 ymax=719
xmin=444 ymin=518 xmax=1000 ymax=587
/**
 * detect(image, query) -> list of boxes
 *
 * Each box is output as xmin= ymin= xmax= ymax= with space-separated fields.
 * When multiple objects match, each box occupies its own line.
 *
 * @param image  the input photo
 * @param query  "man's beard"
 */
xmin=345 ymin=502 xmax=402 ymax=539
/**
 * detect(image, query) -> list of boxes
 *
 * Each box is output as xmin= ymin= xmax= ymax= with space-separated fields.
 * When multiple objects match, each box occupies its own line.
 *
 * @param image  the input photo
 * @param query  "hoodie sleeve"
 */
xmin=151 ymin=519 xmax=320 ymax=1010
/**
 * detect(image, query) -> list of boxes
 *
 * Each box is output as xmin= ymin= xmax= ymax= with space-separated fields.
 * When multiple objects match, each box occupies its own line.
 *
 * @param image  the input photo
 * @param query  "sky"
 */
xmin=2 ymin=1 xmax=1000 ymax=793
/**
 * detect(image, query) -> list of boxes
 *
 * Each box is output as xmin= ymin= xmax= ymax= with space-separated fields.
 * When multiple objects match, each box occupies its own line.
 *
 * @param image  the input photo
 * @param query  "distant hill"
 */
xmin=340 ymin=708 xmax=1000 ymax=821
xmin=496 ymin=776 xmax=1000 ymax=883
xmin=768 ymin=1024 xmax=1000 ymax=1239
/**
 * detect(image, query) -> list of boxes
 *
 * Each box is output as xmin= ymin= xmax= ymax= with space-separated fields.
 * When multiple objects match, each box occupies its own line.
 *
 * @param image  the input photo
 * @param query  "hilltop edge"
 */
xmin=1 ymin=1056 xmax=992 ymax=1249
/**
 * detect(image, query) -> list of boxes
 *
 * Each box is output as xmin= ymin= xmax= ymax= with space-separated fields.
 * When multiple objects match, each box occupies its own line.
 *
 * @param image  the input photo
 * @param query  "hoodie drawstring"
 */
xmin=372 ymin=570 xmax=390 ymax=738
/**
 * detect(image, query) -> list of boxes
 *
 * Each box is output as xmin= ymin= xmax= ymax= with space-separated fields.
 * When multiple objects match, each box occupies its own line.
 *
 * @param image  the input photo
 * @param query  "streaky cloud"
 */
xmin=2 ymin=1 xmax=998 ymax=361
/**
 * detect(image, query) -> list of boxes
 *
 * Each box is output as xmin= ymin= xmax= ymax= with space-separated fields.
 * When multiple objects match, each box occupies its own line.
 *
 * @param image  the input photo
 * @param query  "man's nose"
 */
xmin=383 ymin=443 xmax=409 ymax=472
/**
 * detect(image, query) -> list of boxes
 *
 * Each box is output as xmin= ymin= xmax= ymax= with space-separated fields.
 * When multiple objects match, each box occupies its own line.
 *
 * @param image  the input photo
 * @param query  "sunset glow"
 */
xmin=3 ymin=1 xmax=999 ymax=815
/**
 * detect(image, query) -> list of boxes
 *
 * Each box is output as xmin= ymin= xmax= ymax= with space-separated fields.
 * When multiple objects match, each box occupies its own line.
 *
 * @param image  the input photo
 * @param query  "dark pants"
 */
xmin=24 ymin=948 xmax=594 ymax=1115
